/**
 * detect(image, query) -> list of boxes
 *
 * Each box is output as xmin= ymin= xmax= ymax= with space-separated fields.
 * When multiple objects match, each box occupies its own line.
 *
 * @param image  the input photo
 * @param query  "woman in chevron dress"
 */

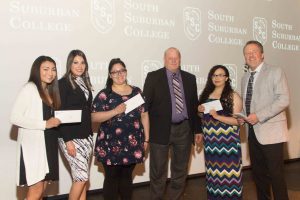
xmin=198 ymin=65 xmax=243 ymax=199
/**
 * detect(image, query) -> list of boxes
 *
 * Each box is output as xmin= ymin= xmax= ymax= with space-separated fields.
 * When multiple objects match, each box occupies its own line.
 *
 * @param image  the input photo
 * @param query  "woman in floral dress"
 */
xmin=92 ymin=58 xmax=149 ymax=200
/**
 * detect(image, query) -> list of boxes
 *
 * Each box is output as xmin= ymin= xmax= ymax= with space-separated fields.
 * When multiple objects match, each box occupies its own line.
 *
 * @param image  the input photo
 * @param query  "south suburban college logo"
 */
xmin=141 ymin=60 xmax=162 ymax=85
xmin=224 ymin=64 xmax=237 ymax=90
xmin=253 ymin=17 xmax=267 ymax=45
xmin=91 ymin=0 xmax=115 ymax=33
xmin=183 ymin=7 xmax=201 ymax=40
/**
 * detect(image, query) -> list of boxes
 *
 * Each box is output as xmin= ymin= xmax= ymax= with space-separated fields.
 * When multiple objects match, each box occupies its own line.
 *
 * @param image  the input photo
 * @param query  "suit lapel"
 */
xmin=161 ymin=68 xmax=171 ymax=101
xmin=74 ymin=84 xmax=89 ymax=103
xmin=257 ymin=63 xmax=267 ymax=80
xmin=181 ymin=71 xmax=189 ymax=101
xmin=253 ymin=63 xmax=267 ymax=98
xmin=246 ymin=63 xmax=269 ymax=115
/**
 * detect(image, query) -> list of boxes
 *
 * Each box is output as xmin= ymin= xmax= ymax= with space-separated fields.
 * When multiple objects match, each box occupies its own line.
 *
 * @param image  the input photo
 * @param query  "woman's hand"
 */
xmin=209 ymin=109 xmax=218 ymax=119
xmin=237 ymin=118 xmax=245 ymax=126
xmin=198 ymin=104 xmax=205 ymax=113
xmin=113 ymin=103 xmax=126 ymax=115
xmin=66 ymin=141 xmax=76 ymax=157
xmin=46 ymin=117 xmax=61 ymax=129
xmin=194 ymin=134 xmax=203 ymax=145
xmin=143 ymin=141 xmax=149 ymax=151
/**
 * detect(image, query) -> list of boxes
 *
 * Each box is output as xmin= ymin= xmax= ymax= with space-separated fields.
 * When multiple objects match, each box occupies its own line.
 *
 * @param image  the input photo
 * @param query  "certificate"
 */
xmin=124 ymin=93 xmax=145 ymax=114
xmin=232 ymin=112 xmax=248 ymax=119
xmin=202 ymin=100 xmax=223 ymax=114
xmin=54 ymin=110 xmax=82 ymax=123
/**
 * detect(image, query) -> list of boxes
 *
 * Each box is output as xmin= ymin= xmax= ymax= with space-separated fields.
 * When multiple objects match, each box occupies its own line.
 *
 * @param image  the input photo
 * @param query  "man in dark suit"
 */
xmin=241 ymin=40 xmax=290 ymax=200
xmin=143 ymin=47 xmax=202 ymax=200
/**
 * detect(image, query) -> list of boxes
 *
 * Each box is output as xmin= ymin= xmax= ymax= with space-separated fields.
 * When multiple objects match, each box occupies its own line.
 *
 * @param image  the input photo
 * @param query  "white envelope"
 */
xmin=202 ymin=100 xmax=223 ymax=114
xmin=124 ymin=93 xmax=145 ymax=114
xmin=54 ymin=110 xmax=82 ymax=123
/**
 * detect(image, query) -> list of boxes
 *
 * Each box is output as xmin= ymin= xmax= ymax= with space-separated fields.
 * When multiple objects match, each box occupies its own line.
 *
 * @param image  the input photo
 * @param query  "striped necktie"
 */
xmin=245 ymin=72 xmax=256 ymax=116
xmin=172 ymin=73 xmax=184 ymax=113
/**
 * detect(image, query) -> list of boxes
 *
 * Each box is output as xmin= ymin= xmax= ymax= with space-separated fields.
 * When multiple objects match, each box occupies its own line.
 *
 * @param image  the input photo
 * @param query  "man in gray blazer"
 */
xmin=241 ymin=40 xmax=290 ymax=200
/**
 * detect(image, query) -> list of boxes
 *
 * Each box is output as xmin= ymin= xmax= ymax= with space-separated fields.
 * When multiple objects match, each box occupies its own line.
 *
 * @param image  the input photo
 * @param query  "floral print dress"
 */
xmin=92 ymin=86 xmax=147 ymax=165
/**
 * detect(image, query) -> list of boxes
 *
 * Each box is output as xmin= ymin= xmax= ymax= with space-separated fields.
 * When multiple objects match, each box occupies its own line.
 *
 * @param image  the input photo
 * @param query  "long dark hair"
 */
xmin=28 ymin=56 xmax=61 ymax=109
xmin=199 ymin=65 xmax=234 ymax=114
xmin=105 ymin=58 xmax=127 ymax=92
xmin=63 ymin=49 xmax=93 ymax=91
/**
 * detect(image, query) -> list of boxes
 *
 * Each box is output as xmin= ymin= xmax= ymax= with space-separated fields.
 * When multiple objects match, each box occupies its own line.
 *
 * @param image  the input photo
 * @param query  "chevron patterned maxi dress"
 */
xmin=202 ymin=108 xmax=243 ymax=199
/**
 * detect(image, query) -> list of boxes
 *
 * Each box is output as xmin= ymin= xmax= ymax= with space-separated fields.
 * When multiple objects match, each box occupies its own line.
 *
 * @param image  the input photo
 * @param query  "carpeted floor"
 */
xmin=47 ymin=160 xmax=300 ymax=200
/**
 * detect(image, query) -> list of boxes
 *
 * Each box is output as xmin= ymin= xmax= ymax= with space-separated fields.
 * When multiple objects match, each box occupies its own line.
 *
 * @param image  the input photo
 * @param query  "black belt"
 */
xmin=171 ymin=119 xmax=188 ymax=125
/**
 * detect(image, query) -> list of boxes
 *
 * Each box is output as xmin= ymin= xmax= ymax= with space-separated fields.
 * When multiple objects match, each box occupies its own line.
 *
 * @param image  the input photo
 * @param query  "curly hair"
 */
xmin=199 ymin=65 xmax=234 ymax=114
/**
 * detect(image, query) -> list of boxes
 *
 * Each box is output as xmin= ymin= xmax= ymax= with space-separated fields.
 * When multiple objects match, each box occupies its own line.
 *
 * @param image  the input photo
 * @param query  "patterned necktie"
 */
xmin=172 ymin=73 xmax=184 ymax=113
xmin=245 ymin=72 xmax=256 ymax=116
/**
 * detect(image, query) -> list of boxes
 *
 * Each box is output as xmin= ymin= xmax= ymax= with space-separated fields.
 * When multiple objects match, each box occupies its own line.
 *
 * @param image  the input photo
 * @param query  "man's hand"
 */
xmin=245 ymin=113 xmax=259 ymax=125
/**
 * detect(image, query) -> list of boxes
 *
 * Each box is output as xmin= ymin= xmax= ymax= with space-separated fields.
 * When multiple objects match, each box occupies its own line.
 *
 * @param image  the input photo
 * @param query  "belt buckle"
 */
xmin=172 ymin=119 xmax=187 ymax=125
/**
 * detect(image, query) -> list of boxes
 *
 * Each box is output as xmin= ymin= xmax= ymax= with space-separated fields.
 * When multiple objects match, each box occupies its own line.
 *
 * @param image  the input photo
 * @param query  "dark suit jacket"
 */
xmin=143 ymin=67 xmax=201 ymax=145
xmin=58 ymin=77 xmax=93 ymax=142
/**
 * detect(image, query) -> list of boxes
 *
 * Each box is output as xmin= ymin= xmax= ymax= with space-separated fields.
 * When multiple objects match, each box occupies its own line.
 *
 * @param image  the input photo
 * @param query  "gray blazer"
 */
xmin=241 ymin=63 xmax=290 ymax=145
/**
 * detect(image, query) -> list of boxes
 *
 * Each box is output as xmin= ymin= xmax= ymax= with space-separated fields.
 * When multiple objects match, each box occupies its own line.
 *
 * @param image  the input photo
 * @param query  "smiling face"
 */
xmin=211 ymin=68 xmax=228 ymax=88
xmin=110 ymin=63 xmax=127 ymax=85
xmin=70 ymin=55 xmax=86 ymax=77
xmin=244 ymin=43 xmax=264 ymax=71
xmin=164 ymin=48 xmax=181 ymax=72
xmin=40 ymin=61 xmax=57 ymax=88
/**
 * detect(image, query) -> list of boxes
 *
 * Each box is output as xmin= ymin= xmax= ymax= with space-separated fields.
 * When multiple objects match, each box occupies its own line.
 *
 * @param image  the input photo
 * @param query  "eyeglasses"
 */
xmin=211 ymin=74 xmax=227 ymax=78
xmin=110 ymin=69 xmax=127 ymax=77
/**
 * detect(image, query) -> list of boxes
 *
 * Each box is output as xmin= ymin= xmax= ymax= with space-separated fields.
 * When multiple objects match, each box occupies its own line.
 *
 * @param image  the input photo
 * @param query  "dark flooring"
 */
xmin=49 ymin=160 xmax=300 ymax=200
